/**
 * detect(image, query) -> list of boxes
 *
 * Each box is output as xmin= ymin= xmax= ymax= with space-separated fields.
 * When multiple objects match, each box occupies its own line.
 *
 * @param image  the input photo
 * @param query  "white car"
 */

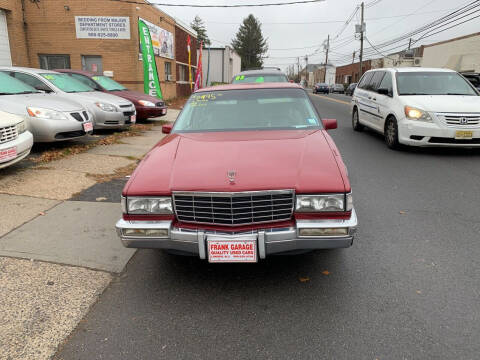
xmin=0 ymin=111 xmax=33 ymax=169
xmin=351 ymin=67 xmax=480 ymax=149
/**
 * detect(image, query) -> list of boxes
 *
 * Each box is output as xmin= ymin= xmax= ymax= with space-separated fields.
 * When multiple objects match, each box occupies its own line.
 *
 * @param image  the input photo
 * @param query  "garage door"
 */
xmin=0 ymin=10 xmax=12 ymax=66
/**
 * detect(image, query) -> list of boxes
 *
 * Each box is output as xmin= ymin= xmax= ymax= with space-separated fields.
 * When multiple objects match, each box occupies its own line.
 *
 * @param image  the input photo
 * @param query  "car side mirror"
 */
xmin=35 ymin=84 xmax=53 ymax=93
xmin=162 ymin=123 xmax=173 ymax=134
xmin=378 ymin=88 xmax=392 ymax=97
xmin=322 ymin=118 xmax=337 ymax=130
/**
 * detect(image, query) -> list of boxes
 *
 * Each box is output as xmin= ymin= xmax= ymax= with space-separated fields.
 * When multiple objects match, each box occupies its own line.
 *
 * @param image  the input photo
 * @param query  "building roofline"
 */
xmin=423 ymin=32 xmax=480 ymax=48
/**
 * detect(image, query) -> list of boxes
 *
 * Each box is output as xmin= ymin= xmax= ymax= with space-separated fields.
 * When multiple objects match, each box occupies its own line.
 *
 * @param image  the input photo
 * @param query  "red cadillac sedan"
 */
xmin=116 ymin=82 xmax=357 ymax=263
xmin=56 ymin=69 xmax=167 ymax=120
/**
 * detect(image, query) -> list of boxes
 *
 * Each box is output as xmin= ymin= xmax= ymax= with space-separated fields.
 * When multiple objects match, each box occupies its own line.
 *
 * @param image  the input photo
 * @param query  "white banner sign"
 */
xmin=139 ymin=18 xmax=174 ymax=59
xmin=75 ymin=16 xmax=130 ymax=39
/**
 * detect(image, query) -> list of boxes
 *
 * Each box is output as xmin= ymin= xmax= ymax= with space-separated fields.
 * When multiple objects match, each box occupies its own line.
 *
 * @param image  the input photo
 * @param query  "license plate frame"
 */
xmin=83 ymin=122 xmax=93 ymax=133
xmin=207 ymin=234 xmax=257 ymax=263
xmin=0 ymin=146 xmax=17 ymax=163
xmin=455 ymin=130 xmax=473 ymax=139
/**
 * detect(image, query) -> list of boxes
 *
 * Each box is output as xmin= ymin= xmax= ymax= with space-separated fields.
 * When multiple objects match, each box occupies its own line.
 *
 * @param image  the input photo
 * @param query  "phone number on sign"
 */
xmin=87 ymin=33 xmax=119 ymax=38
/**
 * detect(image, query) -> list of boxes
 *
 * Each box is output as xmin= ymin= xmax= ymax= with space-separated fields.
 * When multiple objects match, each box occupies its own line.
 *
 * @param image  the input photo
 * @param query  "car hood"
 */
xmin=125 ymin=130 xmax=349 ymax=196
xmin=108 ymin=90 xmax=163 ymax=104
xmin=67 ymin=91 xmax=133 ymax=106
xmin=0 ymin=93 xmax=83 ymax=116
xmin=401 ymin=95 xmax=480 ymax=113
xmin=0 ymin=110 xmax=24 ymax=126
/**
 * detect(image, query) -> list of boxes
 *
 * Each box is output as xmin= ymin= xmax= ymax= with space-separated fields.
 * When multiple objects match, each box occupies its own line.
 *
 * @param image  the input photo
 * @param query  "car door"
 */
xmin=373 ymin=71 xmax=395 ymax=133
xmin=353 ymin=72 xmax=376 ymax=127
xmin=364 ymin=71 xmax=386 ymax=132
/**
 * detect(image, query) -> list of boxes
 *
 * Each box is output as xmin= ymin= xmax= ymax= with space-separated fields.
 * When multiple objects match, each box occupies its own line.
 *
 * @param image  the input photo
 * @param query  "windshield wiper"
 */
xmin=0 ymin=92 xmax=14 ymax=95
xmin=446 ymin=93 xmax=474 ymax=95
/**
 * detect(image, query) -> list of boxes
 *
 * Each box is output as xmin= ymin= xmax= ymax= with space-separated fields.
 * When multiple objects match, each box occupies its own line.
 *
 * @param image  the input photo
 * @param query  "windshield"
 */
xmin=0 ymin=72 xmax=40 ymax=95
xmin=232 ymin=74 xmax=288 ymax=84
xmin=173 ymin=88 xmax=321 ymax=133
xmin=40 ymin=73 xmax=95 ymax=93
xmin=396 ymin=72 xmax=478 ymax=96
xmin=92 ymin=75 xmax=127 ymax=91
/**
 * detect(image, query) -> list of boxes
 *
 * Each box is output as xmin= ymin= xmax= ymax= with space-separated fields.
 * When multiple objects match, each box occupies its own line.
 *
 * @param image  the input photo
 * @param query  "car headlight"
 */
xmin=95 ymin=102 xmax=117 ymax=112
xmin=296 ymin=193 xmax=352 ymax=212
xmin=138 ymin=100 xmax=155 ymax=107
xmin=125 ymin=197 xmax=173 ymax=214
xmin=16 ymin=121 xmax=27 ymax=134
xmin=26 ymin=107 xmax=67 ymax=120
xmin=404 ymin=106 xmax=433 ymax=122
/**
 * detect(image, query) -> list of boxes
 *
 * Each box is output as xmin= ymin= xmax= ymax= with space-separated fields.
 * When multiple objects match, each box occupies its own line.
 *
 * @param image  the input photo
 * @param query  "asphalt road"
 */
xmin=56 ymin=93 xmax=480 ymax=360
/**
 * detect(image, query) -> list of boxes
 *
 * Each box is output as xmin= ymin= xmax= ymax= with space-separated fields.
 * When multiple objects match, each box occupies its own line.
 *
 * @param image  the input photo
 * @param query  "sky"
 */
xmin=155 ymin=0 xmax=480 ymax=72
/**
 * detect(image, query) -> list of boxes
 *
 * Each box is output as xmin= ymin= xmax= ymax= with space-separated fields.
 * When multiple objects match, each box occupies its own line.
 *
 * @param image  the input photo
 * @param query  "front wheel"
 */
xmin=385 ymin=117 xmax=400 ymax=149
xmin=352 ymin=108 xmax=364 ymax=132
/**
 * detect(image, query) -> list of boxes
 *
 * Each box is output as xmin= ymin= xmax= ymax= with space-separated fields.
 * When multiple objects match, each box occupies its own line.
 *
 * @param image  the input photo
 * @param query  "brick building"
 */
xmin=175 ymin=21 xmax=197 ymax=98
xmin=0 ymin=0 xmax=197 ymax=100
xmin=335 ymin=59 xmax=383 ymax=84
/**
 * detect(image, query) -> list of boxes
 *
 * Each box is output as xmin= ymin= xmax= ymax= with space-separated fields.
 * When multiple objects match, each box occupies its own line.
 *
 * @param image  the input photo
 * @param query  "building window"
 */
xmin=178 ymin=64 xmax=189 ymax=82
xmin=39 ymin=54 xmax=70 ymax=70
xmin=81 ymin=55 xmax=103 ymax=75
xmin=165 ymin=62 xmax=172 ymax=80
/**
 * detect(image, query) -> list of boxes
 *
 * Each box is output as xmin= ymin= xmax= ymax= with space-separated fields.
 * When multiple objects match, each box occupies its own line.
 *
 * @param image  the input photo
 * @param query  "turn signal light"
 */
xmin=299 ymin=228 xmax=348 ymax=237
xmin=123 ymin=229 xmax=168 ymax=237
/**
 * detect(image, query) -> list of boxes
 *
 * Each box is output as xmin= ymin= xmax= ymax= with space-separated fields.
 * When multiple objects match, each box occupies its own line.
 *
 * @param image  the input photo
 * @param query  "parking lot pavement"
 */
xmin=54 ymin=96 xmax=480 ymax=359
xmin=0 ymin=110 xmax=178 ymax=360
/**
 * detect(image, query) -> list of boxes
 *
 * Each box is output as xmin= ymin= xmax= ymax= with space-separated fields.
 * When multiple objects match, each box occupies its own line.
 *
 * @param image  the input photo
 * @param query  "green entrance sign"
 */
xmin=138 ymin=19 xmax=163 ymax=99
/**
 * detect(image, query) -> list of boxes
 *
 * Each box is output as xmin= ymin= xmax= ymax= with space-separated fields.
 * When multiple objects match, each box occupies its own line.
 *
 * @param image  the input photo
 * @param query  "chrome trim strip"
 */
xmin=198 ymin=231 xmax=206 ymax=259
xmin=173 ymin=190 xmax=294 ymax=197
xmin=258 ymin=230 xmax=266 ymax=259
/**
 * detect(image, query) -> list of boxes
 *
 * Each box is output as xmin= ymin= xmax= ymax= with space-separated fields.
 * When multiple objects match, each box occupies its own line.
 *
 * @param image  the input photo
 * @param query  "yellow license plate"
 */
xmin=455 ymin=130 xmax=473 ymax=139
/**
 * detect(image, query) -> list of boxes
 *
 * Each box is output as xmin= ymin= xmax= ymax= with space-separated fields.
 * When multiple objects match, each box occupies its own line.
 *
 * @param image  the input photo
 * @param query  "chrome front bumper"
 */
xmin=115 ymin=209 xmax=358 ymax=258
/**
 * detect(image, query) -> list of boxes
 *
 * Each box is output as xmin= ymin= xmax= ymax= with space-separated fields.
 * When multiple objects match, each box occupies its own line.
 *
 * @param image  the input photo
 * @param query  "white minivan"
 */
xmin=351 ymin=67 xmax=480 ymax=149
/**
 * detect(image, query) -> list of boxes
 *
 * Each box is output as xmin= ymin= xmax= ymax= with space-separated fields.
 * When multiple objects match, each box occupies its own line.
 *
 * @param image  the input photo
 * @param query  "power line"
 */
xmin=110 ymin=0 xmax=326 ymax=7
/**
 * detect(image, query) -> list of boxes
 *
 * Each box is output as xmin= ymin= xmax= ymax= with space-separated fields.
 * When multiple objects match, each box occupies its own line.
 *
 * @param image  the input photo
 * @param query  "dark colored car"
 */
xmin=313 ymin=83 xmax=329 ymax=94
xmin=461 ymin=72 xmax=480 ymax=91
xmin=232 ymin=68 xmax=288 ymax=84
xmin=55 ymin=69 xmax=167 ymax=120
xmin=345 ymin=83 xmax=357 ymax=96
xmin=331 ymin=84 xmax=345 ymax=94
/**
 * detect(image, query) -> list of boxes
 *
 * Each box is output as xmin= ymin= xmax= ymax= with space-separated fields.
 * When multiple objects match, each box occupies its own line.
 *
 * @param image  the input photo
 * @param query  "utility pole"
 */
xmin=304 ymin=55 xmax=308 ymax=86
xmin=359 ymin=2 xmax=364 ymax=78
xmin=408 ymin=38 xmax=412 ymax=50
xmin=324 ymin=34 xmax=329 ymax=83
xmin=352 ymin=50 xmax=356 ymax=64
xmin=297 ymin=57 xmax=300 ymax=82
xmin=351 ymin=50 xmax=356 ymax=83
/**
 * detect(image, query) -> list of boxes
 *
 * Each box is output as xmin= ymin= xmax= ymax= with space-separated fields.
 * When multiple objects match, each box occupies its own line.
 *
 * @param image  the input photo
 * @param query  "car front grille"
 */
xmin=0 ymin=125 xmax=18 ymax=144
xmin=70 ymin=111 xmax=89 ymax=122
xmin=123 ymin=111 xmax=135 ymax=116
xmin=437 ymin=113 xmax=480 ymax=128
xmin=173 ymin=190 xmax=295 ymax=226
xmin=120 ymin=104 xmax=132 ymax=109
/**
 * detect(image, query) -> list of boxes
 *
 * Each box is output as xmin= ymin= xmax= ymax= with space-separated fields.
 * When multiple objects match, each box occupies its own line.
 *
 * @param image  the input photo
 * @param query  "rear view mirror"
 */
xmin=322 ymin=118 xmax=337 ymax=130
xmin=162 ymin=124 xmax=173 ymax=134
xmin=378 ymin=88 xmax=391 ymax=96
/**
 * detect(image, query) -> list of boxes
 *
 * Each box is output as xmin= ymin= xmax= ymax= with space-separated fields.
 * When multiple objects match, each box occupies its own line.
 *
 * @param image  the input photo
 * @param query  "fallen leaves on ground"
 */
xmin=321 ymin=270 xmax=330 ymax=275
xmin=299 ymin=276 xmax=310 ymax=283
xmin=87 ymin=162 xmax=138 ymax=183
xmin=399 ymin=210 xmax=407 ymax=214
xmin=96 ymin=197 xmax=107 ymax=201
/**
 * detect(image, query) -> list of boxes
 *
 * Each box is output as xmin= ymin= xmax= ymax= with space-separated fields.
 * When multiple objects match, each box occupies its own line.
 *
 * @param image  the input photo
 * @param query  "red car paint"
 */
xmin=123 ymin=83 xmax=350 ymax=228
xmin=55 ymin=69 xmax=167 ymax=119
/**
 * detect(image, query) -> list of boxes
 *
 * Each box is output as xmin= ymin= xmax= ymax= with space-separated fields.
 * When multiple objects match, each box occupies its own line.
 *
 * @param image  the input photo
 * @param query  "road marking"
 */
xmin=312 ymin=94 xmax=351 ymax=106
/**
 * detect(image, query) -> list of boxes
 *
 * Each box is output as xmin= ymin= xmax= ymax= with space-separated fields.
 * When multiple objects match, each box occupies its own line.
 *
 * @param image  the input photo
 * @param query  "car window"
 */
xmin=232 ymin=74 xmax=288 ymax=83
xmin=396 ymin=72 xmax=478 ymax=96
xmin=378 ymin=72 xmax=393 ymax=93
xmin=91 ymin=76 xmax=127 ymax=91
xmin=173 ymin=88 xmax=321 ymax=132
xmin=70 ymin=73 xmax=100 ymax=90
xmin=358 ymin=72 xmax=373 ymax=89
xmin=12 ymin=72 xmax=48 ymax=90
xmin=40 ymin=73 xmax=95 ymax=93
xmin=0 ymin=72 xmax=40 ymax=94
xmin=370 ymin=71 xmax=385 ymax=92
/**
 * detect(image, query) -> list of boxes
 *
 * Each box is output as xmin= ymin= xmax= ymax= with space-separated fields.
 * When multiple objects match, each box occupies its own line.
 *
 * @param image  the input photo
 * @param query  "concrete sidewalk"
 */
xmin=0 ymin=110 xmax=179 ymax=360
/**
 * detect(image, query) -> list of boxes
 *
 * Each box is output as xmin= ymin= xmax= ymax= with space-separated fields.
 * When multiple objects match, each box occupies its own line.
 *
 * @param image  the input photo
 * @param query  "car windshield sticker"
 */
xmin=42 ymin=75 xmax=54 ymax=80
xmin=307 ymin=118 xmax=318 ymax=125
xmin=255 ymin=77 xmax=265 ymax=83
xmin=92 ymin=76 xmax=100 ymax=80
xmin=190 ymin=93 xmax=223 ymax=107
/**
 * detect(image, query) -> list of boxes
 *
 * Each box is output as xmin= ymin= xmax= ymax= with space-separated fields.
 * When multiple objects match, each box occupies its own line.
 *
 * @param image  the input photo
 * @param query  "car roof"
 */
xmin=55 ymin=69 xmax=96 ymax=77
xmin=368 ymin=67 xmax=456 ymax=73
xmin=196 ymin=82 xmax=303 ymax=93
xmin=0 ymin=66 xmax=59 ymax=74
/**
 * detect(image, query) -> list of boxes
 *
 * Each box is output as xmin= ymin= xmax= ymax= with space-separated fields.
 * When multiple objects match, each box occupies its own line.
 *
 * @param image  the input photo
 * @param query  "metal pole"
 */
xmin=297 ymin=57 xmax=300 ymax=82
xmin=359 ymin=2 xmax=364 ymax=78
xmin=305 ymin=55 xmax=308 ymax=86
xmin=408 ymin=38 xmax=412 ymax=50
xmin=324 ymin=34 xmax=329 ymax=83
xmin=206 ymin=43 xmax=211 ymax=86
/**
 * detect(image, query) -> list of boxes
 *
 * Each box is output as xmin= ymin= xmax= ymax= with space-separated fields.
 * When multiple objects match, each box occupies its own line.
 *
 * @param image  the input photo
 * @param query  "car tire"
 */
xmin=352 ymin=108 xmax=364 ymax=132
xmin=385 ymin=116 xmax=400 ymax=149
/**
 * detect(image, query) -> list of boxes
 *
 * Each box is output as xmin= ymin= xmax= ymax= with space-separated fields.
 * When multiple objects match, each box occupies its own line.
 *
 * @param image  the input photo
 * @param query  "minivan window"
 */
xmin=358 ymin=72 xmax=373 ymax=89
xmin=369 ymin=71 xmax=385 ymax=92
xmin=396 ymin=72 xmax=478 ymax=96
xmin=378 ymin=72 xmax=393 ymax=94
xmin=40 ymin=73 xmax=95 ymax=93
xmin=0 ymin=72 xmax=40 ymax=95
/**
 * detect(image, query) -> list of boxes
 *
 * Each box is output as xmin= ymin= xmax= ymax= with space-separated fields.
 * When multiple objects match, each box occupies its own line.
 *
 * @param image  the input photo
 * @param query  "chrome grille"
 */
xmin=70 ymin=112 xmax=83 ymax=122
xmin=0 ymin=125 xmax=18 ymax=144
xmin=173 ymin=190 xmax=295 ymax=226
xmin=437 ymin=113 xmax=480 ymax=128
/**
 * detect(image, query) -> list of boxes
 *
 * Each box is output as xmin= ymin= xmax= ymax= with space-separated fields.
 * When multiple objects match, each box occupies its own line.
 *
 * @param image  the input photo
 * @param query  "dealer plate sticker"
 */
xmin=0 ymin=147 xmax=17 ymax=163
xmin=208 ymin=239 xmax=257 ymax=263
xmin=131 ymin=115 xmax=136 ymax=123
xmin=455 ymin=130 xmax=473 ymax=139
xmin=83 ymin=122 xmax=93 ymax=132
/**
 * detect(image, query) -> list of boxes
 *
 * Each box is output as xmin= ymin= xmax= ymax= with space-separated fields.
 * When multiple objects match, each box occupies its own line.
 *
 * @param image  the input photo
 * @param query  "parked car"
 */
xmin=0 ymin=67 xmax=136 ymax=130
xmin=345 ymin=83 xmax=357 ymax=96
xmin=0 ymin=110 xmax=33 ymax=169
xmin=351 ymin=67 xmax=480 ymax=149
xmin=461 ymin=72 xmax=480 ymax=91
xmin=55 ymin=69 xmax=167 ymax=120
xmin=232 ymin=68 xmax=288 ymax=83
xmin=331 ymin=84 xmax=345 ymax=94
xmin=116 ymin=82 xmax=357 ymax=262
xmin=0 ymin=72 xmax=93 ymax=142
xmin=313 ymin=83 xmax=330 ymax=94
